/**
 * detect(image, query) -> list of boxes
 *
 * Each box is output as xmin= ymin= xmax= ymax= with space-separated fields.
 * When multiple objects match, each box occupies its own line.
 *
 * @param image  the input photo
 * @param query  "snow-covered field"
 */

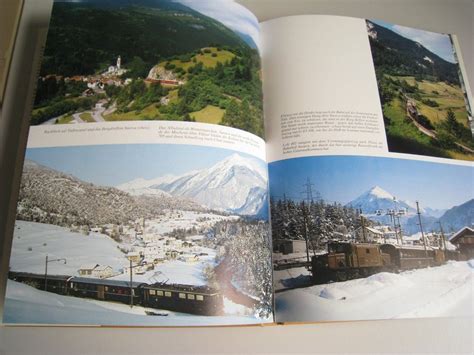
xmin=10 ymin=221 xmax=128 ymax=275
xmin=3 ymin=280 xmax=268 ymax=326
xmin=273 ymin=267 xmax=312 ymax=291
xmin=145 ymin=210 xmax=238 ymax=235
xmin=276 ymin=260 xmax=474 ymax=322
xmin=111 ymin=255 xmax=215 ymax=286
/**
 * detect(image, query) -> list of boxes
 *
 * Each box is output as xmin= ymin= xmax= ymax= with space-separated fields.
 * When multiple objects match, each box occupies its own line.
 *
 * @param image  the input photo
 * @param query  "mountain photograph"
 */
xmin=366 ymin=20 xmax=473 ymax=161
xmin=32 ymin=0 xmax=264 ymax=137
xmin=269 ymin=154 xmax=473 ymax=245
xmin=8 ymin=143 xmax=272 ymax=325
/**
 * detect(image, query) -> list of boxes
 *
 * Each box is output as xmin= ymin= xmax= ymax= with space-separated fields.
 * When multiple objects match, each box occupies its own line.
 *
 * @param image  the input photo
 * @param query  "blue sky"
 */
xmin=269 ymin=156 xmax=473 ymax=210
xmin=372 ymin=19 xmax=456 ymax=63
xmin=175 ymin=0 xmax=260 ymax=49
xmin=25 ymin=144 xmax=263 ymax=187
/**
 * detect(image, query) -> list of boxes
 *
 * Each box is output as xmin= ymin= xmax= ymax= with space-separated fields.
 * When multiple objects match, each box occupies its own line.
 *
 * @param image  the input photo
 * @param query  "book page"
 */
xmin=262 ymin=15 xmax=388 ymax=162
xmin=3 ymin=0 xmax=273 ymax=327
xmin=262 ymin=15 xmax=473 ymax=323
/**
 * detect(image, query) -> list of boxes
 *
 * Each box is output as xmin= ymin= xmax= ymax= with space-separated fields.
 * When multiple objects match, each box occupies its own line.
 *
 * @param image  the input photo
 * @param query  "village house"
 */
xmin=373 ymin=225 xmax=397 ymax=240
xmin=355 ymin=226 xmax=384 ymax=243
xmin=78 ymin=264 xmax=114 ymax=279
xmin=92 ymin=265 xmax=114 ymax=279
xmin=273 ymin=239 xmax=307 ymax=255
xmin=449 ymin=226 xmax=474 ymax=259
xmin=78 ymin=264 xmax=99 ymax=276
xmin=126 ymin=251 xmax=142 ymax=263
xmin=165 ymin=250 xmax=180 ymax=260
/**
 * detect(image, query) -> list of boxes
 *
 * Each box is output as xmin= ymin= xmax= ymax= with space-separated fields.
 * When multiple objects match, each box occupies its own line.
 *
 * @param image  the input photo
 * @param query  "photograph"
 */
xmin=4 ymin=144 xmax=272 ymax=326
xmin=31 ymin=0 xmax=264 ymax=137
xmin=367 ymin=20 xmax=473 ymax=161
xmin=269 ymin=155 xmax=473 ymax=322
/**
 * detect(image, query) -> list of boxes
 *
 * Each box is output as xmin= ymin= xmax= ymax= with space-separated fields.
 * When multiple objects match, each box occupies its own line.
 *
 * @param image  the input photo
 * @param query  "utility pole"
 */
xmin=44 ymin=255 xmax=48 ymax=291
xmin=393 ymin=197 xmax=401 ymax=244
xmin=438 ymin=221 xmax=447 ymax=251
xmin=129 ymin=258 xmax=134 ymax=308
xmin=302 ymin=201 xmax=311 ymax=264
xmin=396 ymin=211 xmax=404 ymax=246
xmin=301 ymin=178 xmax=319 ymax=257
xmin=416 ymin=201 xmax=428 ymax=255
xmin=359 ymin=208 xmax=367 ymax=242
xmin=44 ymin=255 xmax=66 ymax=292
xmin=387 ymin=209 xmax=400 ymax=245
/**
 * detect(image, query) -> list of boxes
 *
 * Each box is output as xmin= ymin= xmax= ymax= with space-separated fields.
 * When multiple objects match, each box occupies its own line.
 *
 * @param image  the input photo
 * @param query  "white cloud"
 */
xmin=391 ymin=25 xmax=455 ymax=63
xmin=174 ymin=0 xmax=261 ymax=50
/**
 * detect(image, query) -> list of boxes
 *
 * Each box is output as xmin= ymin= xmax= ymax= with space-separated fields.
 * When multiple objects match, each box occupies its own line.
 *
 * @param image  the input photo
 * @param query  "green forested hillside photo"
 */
xmin=32 ymin=0 xmax=264 ymax=137
xmin=367 ymin=20 xmax=473 ymax=161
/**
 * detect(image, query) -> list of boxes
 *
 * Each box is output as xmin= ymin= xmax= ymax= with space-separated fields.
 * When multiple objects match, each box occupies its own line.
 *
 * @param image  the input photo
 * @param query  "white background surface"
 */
xmin=0 ymin=0 xmax=473 ymax=353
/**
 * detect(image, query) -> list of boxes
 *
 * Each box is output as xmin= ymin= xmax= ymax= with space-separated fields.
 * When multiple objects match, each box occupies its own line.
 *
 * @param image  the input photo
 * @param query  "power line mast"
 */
xmin=301 ymin=200 xmax=311 ymax=264
xmin=438 ymin=220 xmax=447 ymax=251
xmin=300 ymin=178 xmax=319 ymax=260
xmin=302 ymin=177 xmax=314 ymax=202
xmin=386 ymin=208 xmax=400 ymax=245
xmin=359 ymin=208 xmax=367 ymax=243
xmin=416 ymin=201 xmax=428 ymax=255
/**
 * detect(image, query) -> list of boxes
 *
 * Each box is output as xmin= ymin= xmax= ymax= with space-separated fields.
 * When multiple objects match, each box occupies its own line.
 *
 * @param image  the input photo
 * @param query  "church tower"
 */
xmin=117 ymin=55 xmax=121 ymax=70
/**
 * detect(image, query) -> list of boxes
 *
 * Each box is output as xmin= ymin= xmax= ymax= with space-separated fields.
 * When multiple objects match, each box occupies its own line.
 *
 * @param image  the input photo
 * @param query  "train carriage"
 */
xmin=141 ymin=283 xmax=223 ymax=316
xmin=379 ymin=244 xmax=439 ymax=270
xmin=9 ymin=271 xmax=70 ymax=295
xmin=67 ymin=277 xmax=144 ymax=305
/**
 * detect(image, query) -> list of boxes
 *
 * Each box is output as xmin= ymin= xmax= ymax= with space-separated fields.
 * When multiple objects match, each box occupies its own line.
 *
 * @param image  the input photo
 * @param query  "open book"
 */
xmin=3 ymin=0 xmax=473 ymax=326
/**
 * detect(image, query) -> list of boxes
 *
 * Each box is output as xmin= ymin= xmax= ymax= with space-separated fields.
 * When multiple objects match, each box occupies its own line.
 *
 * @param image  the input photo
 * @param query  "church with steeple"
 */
xmin=105 ymin=55 xmax=126 ymax=76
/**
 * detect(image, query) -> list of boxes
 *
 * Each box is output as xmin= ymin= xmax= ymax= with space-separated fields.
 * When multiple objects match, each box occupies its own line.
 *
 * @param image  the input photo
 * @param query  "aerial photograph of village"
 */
xmin=4 ymin=144 xmax=272 ymax=325
xmin=31 ymin=0 xmax=264 ymax=137
xmin=367 ymin=20 xmax=473 ymax=161
xmin=269 ymin=155 xmax=473 ymax=322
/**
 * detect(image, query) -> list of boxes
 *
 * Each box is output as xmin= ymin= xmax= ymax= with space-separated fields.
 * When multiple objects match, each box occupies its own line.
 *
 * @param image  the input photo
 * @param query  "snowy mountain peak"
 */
xmin=212 ymin=153 xmax=266 ymax=180
xmin=346 ymin=186 xmax=415 ymax=215
xmin=116 ymin=154 xmax=268 ymax=216
xmin=368 ymin=186 xmax=395 ymax=200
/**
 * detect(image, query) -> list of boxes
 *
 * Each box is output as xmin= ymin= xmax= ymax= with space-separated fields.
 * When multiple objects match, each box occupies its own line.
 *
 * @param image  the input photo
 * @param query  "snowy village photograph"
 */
xmin=269 ymin=155 xmax=473 ymax=322
xmin=32 ymin=0 xmax=264 ymax=137
xmin=4 ymin=144 xmax=272 ymax=326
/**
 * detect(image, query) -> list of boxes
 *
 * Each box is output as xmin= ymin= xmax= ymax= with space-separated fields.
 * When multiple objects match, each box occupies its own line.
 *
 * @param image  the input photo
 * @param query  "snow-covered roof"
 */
xmin=94 ymin=265 xmax=112 ymax=271
xmin=364 ymin=226 xmax=384 ymax=235
xmin=449 ymin=227 xmax=474 ymax=243
xmin=79 ymin=264 xmax=99 ymax=270
xmin=72 ymin=277 xmax=143 ymax=288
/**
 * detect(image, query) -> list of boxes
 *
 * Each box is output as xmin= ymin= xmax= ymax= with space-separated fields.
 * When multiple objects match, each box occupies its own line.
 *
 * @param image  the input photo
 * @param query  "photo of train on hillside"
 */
xmin=269 ymin=155 xmax=474 ymax=322
xmin=367 ymin=20 xmax=473 ymax=161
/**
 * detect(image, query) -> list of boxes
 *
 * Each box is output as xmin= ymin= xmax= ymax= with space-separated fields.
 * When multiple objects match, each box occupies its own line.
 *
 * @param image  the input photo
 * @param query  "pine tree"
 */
xmin=444 ymin=108 xmax=458 ymax=135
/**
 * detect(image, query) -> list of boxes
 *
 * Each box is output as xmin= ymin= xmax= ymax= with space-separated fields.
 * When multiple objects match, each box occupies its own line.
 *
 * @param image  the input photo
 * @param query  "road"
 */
xmin=39 ymin=100 xmax=107 ymax=125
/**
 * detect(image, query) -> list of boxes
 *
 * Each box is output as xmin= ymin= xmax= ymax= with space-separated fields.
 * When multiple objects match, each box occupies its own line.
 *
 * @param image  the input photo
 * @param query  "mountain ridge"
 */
xmin=367 ymin=20 xmax=459 ymax=84
xmin=117 ymin=153 xmax=268 ymax=216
